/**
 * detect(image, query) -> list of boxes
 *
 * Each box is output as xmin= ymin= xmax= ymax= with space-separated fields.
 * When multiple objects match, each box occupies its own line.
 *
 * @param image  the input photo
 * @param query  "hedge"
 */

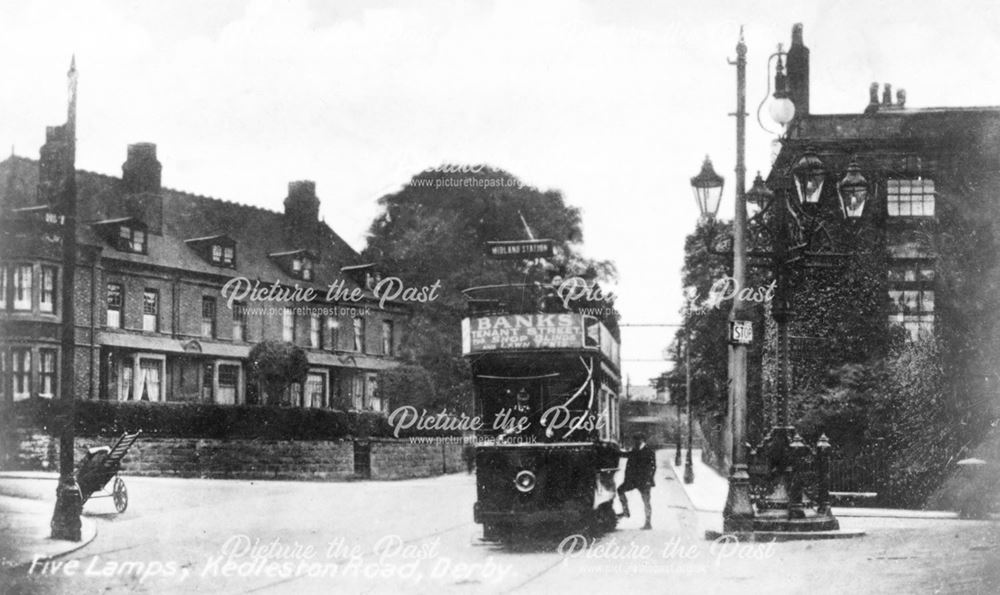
xmin=1 ymin=398 xmax=460 ymax=440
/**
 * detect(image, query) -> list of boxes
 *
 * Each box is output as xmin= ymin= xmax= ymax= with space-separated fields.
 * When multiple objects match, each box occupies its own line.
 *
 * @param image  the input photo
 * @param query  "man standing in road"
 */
xmin=617 ymin=434 xmax=656 ymax=530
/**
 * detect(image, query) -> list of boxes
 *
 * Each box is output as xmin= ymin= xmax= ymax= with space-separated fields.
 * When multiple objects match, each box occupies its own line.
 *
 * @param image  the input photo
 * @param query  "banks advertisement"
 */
xmin=462 ymin=313 xmax=584 ymax=352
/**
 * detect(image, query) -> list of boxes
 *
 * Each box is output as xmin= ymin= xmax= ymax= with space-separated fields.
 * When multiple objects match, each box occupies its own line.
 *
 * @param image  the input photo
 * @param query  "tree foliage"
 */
xmin=666 ymin=219 xmax=770 ymax=449
xmin=363 ymin=166 xmax=617 ymax=413
xmin=247 ymin=340 xmax=309 ymax=405
xmin=377 ymin=364 xmax=437 ymax=411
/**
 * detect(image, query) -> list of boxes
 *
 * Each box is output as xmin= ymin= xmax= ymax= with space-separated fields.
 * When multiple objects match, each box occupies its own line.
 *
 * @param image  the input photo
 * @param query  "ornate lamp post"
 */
xmin=692 ymin=28 xmax=870 ymax=536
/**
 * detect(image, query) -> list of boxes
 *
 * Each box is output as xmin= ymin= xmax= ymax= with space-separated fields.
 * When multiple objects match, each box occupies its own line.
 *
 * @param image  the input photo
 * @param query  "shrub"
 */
xmin=1 ymin=398 xmax=459 ymax=440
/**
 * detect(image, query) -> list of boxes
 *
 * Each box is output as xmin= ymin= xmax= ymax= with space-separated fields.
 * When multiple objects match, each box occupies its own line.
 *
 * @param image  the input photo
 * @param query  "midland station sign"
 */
xmin=484 ymin=239 xmax=553 ymax=260
xmin=462 ymin=313 xmax=584 ymax=352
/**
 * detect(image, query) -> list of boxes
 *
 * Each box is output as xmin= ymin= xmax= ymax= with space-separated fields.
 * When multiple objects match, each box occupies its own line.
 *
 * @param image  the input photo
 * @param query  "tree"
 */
xmin=665 ymin=219 xmax=770 ymax=463
xmin=363 ymin=166 xmax=617 ymax=413
xmin=247 ymin=341 xmax=309 ymax=405
xmin=377 ymin=365 xmax=436 ymax=411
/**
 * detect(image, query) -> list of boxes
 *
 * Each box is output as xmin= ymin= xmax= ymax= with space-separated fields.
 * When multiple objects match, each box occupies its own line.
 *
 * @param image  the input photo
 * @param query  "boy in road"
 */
xmin=617 ymin=434 xmax=656 ymax=530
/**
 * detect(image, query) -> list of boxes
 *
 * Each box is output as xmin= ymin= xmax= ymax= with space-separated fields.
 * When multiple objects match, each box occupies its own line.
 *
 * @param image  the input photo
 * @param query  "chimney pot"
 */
xmin=882 ymin=83 xmax=893 ymax=106
xmin=869 ymin=83 xmax=880 ymax=105
xmin=896 ymin=89 xmax=906 ymax=107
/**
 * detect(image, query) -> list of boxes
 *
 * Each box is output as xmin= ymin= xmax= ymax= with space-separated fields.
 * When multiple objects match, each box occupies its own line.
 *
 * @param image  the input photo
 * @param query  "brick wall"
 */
xmin=1 ymin=430 xmax=465 ymax=481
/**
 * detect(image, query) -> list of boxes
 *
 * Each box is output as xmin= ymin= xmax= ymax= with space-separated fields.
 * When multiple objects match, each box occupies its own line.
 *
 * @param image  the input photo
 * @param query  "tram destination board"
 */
xmin=484 ymin=239 xmax=553 ymax=260
xmin=462 ymin=313 xmax=584 ymax=352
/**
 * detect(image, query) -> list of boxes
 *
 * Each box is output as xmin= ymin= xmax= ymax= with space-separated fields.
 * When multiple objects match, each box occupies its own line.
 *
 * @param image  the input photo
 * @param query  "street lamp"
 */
xmin=680 ymin=286 xmax=697 ymax=484
xmin=684 ymin=331 xmax=695 ymax=484
xmin=837 ymin=157 xmax=870 ymax=219
xmin=792 ymin=150 xmax=827 ymax=205
xmin=768 ymin=51 xmax=796 ymax=127
xmin=690 ymin=156 xmax=725 ymax=220
xmin=692 ymin=27 xmax=871 ymax=536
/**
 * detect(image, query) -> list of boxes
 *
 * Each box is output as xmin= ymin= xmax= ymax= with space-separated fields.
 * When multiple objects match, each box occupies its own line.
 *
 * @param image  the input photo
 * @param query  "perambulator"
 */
xmin=76 ymin=430 xmax=141 ymax=513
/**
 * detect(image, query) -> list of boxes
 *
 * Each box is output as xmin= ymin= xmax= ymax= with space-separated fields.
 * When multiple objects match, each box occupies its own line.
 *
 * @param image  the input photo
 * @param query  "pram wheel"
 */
xmin=112 ymin=477 xmax=128 ymax=513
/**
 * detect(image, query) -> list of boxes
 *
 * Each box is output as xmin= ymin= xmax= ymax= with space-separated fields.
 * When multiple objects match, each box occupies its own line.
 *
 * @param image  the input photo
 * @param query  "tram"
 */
xmin=461 ymin=283 xmax=622 ymax=541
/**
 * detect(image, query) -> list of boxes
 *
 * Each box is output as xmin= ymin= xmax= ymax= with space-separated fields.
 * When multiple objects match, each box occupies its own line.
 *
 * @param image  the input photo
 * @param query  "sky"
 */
xmin=2 ymin=0 xmax=999 ymax=387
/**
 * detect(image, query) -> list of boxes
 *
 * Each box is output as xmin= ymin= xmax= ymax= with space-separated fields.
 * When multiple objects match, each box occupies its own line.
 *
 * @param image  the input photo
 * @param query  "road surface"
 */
xmin=1 ymin=450 xmax=998 ymax=594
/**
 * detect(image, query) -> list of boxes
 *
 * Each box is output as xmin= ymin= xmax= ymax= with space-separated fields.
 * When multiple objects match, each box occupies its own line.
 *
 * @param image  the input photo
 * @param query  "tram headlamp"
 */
xmin=514 ymin=470 xmax=536 ymax=493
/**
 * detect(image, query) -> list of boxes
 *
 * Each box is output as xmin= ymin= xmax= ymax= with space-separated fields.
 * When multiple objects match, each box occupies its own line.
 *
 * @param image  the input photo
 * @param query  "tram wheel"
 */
xmin=112 ymin=477 xmax=128 ymax=513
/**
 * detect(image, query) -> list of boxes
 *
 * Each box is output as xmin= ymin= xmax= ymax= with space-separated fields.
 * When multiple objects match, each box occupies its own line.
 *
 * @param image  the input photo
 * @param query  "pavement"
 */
xmin=0 ymin=492 xmax=97 ymax=573
xmin=670 ymin=449 xmax=963 ymax=521
xmin=1 ymin=454 xmax=998 ymax=594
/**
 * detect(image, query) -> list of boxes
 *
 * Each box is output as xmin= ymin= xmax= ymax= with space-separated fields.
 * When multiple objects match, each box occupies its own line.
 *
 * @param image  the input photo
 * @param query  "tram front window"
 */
xmin=476 ymin=374 xmax=600 ymax=444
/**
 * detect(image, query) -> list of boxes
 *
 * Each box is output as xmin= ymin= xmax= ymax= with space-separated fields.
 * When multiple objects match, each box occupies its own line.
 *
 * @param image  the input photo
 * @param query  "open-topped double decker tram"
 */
xmin=461 ymin=283 xmax=622 ymax=541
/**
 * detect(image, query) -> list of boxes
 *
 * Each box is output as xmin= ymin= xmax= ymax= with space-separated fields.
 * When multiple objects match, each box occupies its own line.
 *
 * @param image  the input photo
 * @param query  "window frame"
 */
xmin=352 ymin=316 xmax=365 ymax=352
xmin=201 ymin=296 xmax=217 ymax=338
xmin=13 ymin=264 xmax=32 ymax=311
xmin=232 ymin=301 xmax=248 ymax=342
xmin=887 ymin=178 xmax=935 ymax=218
xmin=381 ymin=320 xmax=394 ymax=356
xmin=117 ymin=225 xmax=147 ymax=254
xmin=106 ymin=283 xmax=124 ymax=328
xmin=39 ymin=349 xmax=57 ymax=399
xmin=0 ymin=264 xmax=7 ymax=310
xmin=282 ymin=308 xmax=295 ymax=342
xmin=40 ymin=266 xmax=57 ymax=313
xmin=310 ymin=313 xmax=322 ymax=349
xmin=11 ymin=348 xmax=31 ymax=401
xmin=142 ymin=288 xmax=159 ymax=332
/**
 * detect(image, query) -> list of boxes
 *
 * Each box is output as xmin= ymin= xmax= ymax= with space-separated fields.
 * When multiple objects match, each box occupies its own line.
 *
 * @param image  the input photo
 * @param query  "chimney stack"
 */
xmin=284 ymin=180 xmax=320 ymax=234
xmin=786 ymin=23 xmax=810 ymax=118
xmin=37 ymin=125 xmax=73 ymax=204
xmin=122 ymin=143 xmax=162 ymax=194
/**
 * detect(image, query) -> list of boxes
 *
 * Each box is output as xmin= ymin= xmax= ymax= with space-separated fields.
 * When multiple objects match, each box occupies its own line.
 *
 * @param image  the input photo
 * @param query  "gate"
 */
xmin=353 ymin=440 xmax=371 ymax=479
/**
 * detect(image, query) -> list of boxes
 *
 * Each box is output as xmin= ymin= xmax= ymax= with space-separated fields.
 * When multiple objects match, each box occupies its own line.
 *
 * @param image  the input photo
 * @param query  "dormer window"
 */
xmin=119 ymin=225 xmax=145 ymax=253
xmin=341 ymin=263 xmax=379 ymax=291
xmin=93 ymin=218 xmax=148 ymax=254
xmin=269 ymin=249 xmax=318 ymax=281
xmin=209 ymin=244 xmax=235 ymax=266
xmin=186 ymin=235 xmax=236 ymax=268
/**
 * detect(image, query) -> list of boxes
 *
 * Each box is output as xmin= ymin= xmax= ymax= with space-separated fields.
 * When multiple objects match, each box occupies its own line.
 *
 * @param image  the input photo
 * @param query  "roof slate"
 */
xmin=0 ymin=155 xmax=370 ymax=297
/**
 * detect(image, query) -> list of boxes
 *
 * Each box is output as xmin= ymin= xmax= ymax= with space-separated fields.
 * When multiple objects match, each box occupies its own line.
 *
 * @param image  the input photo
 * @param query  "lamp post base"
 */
xmin=722 ymin=464 xmax=755 ymax=532
xmin=50 ymin=478 xmax=83 ymax=541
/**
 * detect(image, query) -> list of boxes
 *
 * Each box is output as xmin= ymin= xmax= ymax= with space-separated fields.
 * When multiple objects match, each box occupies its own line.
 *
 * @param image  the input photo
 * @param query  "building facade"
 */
xmin=0 ymin=134 xmax=409 ymax=412
xmin=762 ymin=25 xmax=1000 ymax=432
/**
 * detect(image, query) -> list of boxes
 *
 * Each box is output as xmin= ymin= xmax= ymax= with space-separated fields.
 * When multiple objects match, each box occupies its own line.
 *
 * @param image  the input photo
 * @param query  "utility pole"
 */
xmin=51 ymin=57 xmax=82 ymax=541
xmin=722 ymin=30 xmax=755 ymax=533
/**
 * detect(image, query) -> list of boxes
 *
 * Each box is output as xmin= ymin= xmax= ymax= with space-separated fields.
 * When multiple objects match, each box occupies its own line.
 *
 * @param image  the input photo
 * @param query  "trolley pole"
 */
xmin=51 ymin=57 xmax=82 ymax=541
